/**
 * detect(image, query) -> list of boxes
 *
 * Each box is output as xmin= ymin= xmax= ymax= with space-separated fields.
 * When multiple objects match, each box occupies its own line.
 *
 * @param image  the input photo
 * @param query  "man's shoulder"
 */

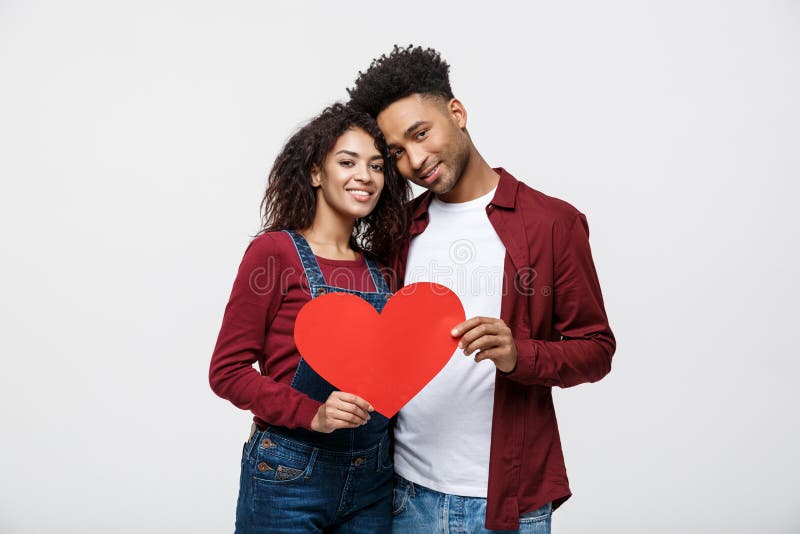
xmin=514 ymin=178 xmax=584 ymax=223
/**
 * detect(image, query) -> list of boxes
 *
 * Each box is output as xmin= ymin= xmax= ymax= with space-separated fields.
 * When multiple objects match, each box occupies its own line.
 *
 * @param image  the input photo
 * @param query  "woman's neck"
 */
xmin=301 ymin=207 xmax=359 ymax=261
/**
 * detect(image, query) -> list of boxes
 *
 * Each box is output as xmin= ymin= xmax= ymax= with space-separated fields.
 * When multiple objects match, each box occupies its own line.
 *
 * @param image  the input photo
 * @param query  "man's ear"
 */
xmin=310 ymin=165 xmax=322 ymax=187
xmin=448 ymin=98 xmax=468 ymax=129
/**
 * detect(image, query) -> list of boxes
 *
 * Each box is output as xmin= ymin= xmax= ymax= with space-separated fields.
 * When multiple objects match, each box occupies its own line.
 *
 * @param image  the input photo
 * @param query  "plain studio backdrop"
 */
xmin=1 ymin=1 xmax=798 ymax=533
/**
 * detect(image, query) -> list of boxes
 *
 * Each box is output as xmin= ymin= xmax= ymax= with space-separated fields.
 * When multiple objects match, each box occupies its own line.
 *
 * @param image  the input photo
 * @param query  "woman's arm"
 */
xmin=209 ymin=234 xmax=322 ymax=430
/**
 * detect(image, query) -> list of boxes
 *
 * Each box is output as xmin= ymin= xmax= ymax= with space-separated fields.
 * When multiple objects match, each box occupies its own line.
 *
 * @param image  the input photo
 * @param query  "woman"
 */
xmin=209 ymin=103 xmax=410 ymax=533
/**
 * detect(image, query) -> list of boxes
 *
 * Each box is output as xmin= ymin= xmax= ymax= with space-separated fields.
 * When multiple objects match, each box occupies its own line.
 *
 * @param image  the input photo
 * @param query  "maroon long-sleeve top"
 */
xmin=209 ymin=231 xmax=377 ymax=431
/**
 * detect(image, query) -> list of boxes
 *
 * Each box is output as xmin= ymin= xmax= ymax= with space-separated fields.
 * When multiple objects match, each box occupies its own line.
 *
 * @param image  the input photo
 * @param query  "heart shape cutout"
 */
xmin=294 ymin=282 xmax=465 ymax=417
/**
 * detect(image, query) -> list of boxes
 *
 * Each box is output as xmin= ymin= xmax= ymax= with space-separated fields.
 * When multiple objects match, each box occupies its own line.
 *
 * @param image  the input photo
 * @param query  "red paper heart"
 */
xmin=294 ymin=282 xmax=465 ymax=417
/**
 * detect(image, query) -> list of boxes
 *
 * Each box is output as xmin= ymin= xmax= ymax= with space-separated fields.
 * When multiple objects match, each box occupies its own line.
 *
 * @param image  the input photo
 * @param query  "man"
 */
xmin=347 ymin=45 xmax=615 ymax=533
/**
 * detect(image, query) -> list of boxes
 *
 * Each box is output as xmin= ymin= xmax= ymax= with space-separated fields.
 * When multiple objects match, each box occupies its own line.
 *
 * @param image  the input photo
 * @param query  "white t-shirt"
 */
xmin=393 ymin=187 xmax=506 ymax=497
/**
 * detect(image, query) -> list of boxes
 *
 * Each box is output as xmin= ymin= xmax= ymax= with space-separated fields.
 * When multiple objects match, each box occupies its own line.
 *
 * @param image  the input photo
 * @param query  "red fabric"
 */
xmin=390 ymin=168 xmax=616 ymax=530
xmin=209 ymin=231 xmax=377 ymax=431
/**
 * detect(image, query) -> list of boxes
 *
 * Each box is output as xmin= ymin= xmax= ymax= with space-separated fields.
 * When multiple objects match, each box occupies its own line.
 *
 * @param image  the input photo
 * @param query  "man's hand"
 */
xmin=310 ymin=391 xmax=374 ymax=433
xmin=451 ymin=317 xmax=518 ymax=373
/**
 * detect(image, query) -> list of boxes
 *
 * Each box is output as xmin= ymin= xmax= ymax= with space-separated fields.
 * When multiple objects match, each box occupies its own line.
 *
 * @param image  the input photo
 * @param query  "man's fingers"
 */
xmin=459 ymin=322 xmax=501 ymax=349
xmin=451 ymin=316 xmax=493 ymax=337
xmin=474 ymin=348 xmax=501 ymax=363
xmin=464 ymin=335 xmax=502 ymax=355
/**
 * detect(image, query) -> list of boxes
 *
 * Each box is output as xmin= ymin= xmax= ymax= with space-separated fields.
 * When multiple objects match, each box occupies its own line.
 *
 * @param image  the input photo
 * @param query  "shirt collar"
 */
xmin=410 ymin=166 xmax=519 ymax=224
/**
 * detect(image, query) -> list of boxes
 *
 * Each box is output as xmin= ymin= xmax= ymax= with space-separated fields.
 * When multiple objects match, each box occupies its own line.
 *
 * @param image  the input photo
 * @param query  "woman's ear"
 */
xmin=310 ymin=165 xmax=322 ymax=188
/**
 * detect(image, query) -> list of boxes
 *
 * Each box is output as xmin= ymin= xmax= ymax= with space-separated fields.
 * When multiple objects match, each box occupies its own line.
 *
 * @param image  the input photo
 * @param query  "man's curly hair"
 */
xmin=347 ymin=45 xmax=454 ymax=117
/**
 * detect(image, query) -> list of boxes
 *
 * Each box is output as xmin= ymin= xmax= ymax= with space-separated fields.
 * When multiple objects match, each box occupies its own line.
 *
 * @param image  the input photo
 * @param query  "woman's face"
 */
xmin=311 ymin=127 xmax=385 ymax=220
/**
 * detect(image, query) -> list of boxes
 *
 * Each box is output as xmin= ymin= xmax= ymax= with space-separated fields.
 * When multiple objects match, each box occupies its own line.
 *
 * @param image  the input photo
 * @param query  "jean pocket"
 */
xmin=250 ymin=438 xmax=315 ymax=484
xmin=379 ymin=441 xmax=393 ymax=472
xmin=392 ymin=475 xmax=410 ymax=515
xmin=519 ymin=501 xmax=552 ymax=523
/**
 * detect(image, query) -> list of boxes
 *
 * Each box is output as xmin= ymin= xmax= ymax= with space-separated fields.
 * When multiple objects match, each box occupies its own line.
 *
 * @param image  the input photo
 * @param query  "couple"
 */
xmin=209 ymin=45 xmax=615 ymax=534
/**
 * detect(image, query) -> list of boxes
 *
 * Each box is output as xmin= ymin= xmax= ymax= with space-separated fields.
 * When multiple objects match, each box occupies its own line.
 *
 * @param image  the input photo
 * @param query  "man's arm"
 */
xmin=455 ymin=213 xmax=615 ymax=388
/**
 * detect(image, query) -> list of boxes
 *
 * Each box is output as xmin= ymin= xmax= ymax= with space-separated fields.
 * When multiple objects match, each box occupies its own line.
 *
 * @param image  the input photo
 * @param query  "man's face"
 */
xmin=377 ymin=94 xmax=470 ymax=196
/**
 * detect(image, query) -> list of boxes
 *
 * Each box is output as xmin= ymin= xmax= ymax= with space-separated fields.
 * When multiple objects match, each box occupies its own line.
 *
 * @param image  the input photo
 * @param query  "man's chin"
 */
xmin=430 ymin=177 xmax=456 ymax=196
xmin=410 ymin=175 xmax=454 ymax=194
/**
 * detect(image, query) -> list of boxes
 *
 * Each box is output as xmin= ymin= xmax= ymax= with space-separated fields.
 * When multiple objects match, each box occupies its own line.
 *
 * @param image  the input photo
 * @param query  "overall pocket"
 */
xmin=250 ymin=434 xmax=317 ymax=484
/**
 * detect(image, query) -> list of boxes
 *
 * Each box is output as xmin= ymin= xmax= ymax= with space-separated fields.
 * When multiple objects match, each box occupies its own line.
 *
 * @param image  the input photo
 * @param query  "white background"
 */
xmin=1 ymin=1 xmax=798 ymax=532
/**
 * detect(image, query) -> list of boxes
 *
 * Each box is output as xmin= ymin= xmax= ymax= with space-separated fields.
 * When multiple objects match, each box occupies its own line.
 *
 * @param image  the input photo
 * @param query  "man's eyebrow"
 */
xmin=387 ymin=121 xmax=428 ymax=149
xmin=404 ymin=121 xmax=427 ymax=138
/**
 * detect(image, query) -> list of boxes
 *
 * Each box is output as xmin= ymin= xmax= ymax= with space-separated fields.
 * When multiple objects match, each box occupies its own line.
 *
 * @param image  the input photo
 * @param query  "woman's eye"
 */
xmin=339 ymin=160 xmax=354 ymax=167
xmin=371 ymin=163 xmax=384 ymax=172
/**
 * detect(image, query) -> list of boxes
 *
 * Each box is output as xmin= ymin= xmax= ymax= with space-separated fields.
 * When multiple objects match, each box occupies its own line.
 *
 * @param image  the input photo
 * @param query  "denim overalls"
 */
xmin=235 ymin=230 xmax=394 ymax=534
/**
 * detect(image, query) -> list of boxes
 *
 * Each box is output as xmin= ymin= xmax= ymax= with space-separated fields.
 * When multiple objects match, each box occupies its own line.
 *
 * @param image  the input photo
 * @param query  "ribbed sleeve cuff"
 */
xmin=295 ymin=396 xmax=323 ymax=431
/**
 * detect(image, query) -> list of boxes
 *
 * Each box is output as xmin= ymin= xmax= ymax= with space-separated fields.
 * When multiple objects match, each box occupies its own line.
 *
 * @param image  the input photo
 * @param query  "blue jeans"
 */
xmin=235 ymin=428 xmax=393 ymax=533
xmin=391 ymin=474 xmax=552 ymax=534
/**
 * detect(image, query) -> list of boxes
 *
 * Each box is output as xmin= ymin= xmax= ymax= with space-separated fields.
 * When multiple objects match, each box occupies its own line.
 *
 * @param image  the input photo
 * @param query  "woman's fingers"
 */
xmin=332 ymin=392 xmax=374 ymax=413
xmin=329 ymin=408 xmax=367 ymax=426
xmin=331 ymin=401 xmax=370 ymax=423
xmin=328 ymin=391 xmax=373 ymax=422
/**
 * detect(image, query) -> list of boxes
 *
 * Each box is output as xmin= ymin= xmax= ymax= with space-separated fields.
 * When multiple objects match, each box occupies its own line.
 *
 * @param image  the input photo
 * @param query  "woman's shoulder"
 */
xmin=242 ymin=230 xmax=297 ymax=264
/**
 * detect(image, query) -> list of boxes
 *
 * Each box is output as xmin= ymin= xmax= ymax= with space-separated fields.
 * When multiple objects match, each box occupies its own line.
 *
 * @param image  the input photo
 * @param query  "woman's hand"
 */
xmin=310 ymin=391 xmax=374 ymax=433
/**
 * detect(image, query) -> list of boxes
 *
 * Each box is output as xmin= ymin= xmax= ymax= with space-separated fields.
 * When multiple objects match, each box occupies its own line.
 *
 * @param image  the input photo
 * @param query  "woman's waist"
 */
xmin=251 ymin=423 xmax=391 ymax=467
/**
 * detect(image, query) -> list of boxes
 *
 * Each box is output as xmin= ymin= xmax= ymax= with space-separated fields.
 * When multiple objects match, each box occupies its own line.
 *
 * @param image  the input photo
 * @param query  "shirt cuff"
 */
xmin=500 ymin=338 xmax=537 ymax=383
xmin=296 ymin=396 xmax=323 ymax=431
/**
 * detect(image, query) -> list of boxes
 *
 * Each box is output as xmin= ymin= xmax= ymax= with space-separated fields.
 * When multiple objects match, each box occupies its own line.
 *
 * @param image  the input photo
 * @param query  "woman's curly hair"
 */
xmin=259 ymin=103 xmax=410 ymax=263
xmin=347 ymin=45 xmax=454 ymax=117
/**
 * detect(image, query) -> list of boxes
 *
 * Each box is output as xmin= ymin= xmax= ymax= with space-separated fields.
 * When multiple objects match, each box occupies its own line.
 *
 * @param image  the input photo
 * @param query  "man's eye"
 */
xmin=416 ymin=130 xmax=428 ymax=140
xmin=392 ymin=149 xmax=404 ymax=158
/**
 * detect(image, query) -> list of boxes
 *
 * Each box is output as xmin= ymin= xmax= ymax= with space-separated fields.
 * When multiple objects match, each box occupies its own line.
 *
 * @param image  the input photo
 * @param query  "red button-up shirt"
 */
xmin=390 ymin=168 xmax=616 ymax=530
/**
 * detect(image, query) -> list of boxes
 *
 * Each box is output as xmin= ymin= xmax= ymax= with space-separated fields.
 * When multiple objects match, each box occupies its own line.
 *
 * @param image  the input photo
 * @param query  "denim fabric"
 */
xmin=281 ymin=230 xmax=393 ymax=451
xmin=234 ymin=230 xmax=395 ymax=532
xmin=391 ymin=474 xmax=552 ymax=534
xmin=235 ymin=429 xmax=393 ymax=533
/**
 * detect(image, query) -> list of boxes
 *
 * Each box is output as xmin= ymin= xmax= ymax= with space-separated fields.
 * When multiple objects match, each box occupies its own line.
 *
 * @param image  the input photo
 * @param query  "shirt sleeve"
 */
xmin=504 ymin=213 xmax=616 ymax=387
xmin=209 ymin=234 xmax=322 ymax=429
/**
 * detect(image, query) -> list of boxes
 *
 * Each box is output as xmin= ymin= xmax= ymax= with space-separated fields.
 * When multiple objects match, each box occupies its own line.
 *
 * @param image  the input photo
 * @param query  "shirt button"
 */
xmin=354 ymin=457 xmax=364 ymax=467
xmin=261 ymin=438 xmax=274 ymax=449
xmin=257 ymin=462 xmax=272 ymax=473
xmin=316 ymin=287 xmax=326 ymax=296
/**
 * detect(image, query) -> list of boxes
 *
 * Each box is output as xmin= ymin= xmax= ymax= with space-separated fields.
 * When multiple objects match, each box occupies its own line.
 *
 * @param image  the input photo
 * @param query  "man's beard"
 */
xmin=431 ymin=136 xmax=471 ymax=195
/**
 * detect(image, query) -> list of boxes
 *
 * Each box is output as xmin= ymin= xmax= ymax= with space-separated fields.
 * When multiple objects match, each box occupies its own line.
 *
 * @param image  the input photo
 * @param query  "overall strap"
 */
xmin=364 ymin=255 xmax=390 ymax=294
xmin=284 ymin=230 xmax=326 ymax=287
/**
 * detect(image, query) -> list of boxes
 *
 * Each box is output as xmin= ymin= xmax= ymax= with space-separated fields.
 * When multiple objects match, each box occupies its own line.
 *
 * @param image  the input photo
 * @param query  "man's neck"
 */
xmin=437 ymin=149 xmax=499 ymax=203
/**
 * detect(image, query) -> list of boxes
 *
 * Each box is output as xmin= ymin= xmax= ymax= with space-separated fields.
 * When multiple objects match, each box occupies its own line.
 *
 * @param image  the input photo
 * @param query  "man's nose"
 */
xmin=407 ymin=146 xmax=426 ymax=172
